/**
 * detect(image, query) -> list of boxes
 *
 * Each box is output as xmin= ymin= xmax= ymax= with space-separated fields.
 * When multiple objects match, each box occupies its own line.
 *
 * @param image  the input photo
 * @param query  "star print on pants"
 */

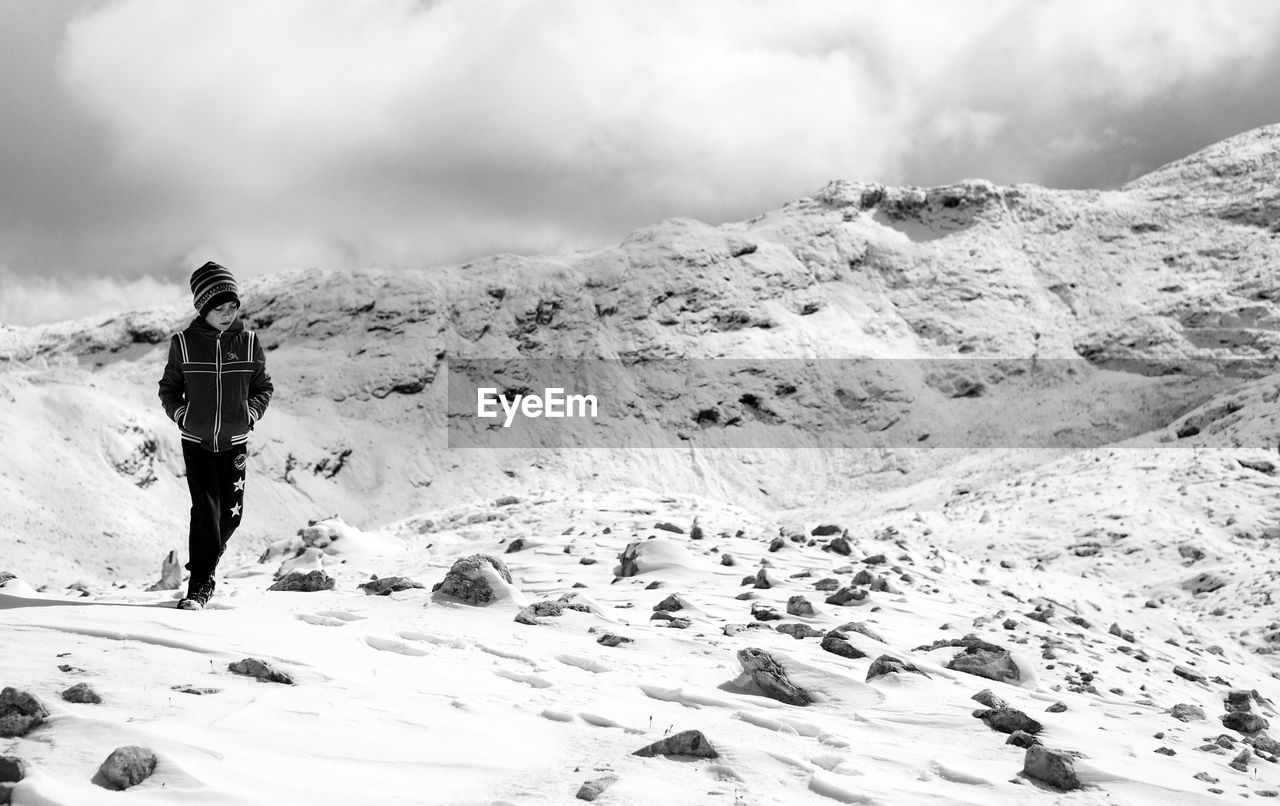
xmin=230 ymin=502 xmax=242 ymax=518
xmin=233 ymin=477 xmax=245 ymax=492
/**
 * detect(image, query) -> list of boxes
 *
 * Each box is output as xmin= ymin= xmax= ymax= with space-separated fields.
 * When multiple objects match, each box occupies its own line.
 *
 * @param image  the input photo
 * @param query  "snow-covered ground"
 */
xmin=3 ymin=458 xmax=1278 ymax=804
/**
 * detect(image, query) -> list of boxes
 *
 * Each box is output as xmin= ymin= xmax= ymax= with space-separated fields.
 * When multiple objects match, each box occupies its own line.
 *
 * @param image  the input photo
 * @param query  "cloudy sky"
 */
xmin=3 ymin=0 xmax=1280 ymax=326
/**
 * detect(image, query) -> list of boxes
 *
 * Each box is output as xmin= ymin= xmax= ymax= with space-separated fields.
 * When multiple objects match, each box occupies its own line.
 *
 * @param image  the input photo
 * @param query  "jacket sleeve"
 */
xmin=157 ymin=336 xmax=188 ymax=424
xmin=247 ymin=335 xmax=274 ymax=427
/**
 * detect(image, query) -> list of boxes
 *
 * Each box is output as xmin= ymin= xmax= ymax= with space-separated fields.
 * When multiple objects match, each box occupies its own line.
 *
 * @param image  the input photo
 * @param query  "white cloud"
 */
xmin=0 ymin=0 xmax=1271 ymax=324
xmin=0 ymin=268 xmax=184 ymax=327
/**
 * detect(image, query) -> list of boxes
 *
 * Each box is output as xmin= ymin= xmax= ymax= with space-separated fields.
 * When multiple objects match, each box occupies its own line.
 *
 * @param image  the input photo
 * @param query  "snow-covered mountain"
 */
xmin=1 ymin=123 xmax=1279 ymax=805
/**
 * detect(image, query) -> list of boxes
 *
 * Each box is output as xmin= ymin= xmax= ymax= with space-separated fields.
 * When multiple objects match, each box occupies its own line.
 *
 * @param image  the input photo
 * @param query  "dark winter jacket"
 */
xmin=158 ymin=317 xmax=274 ymax=452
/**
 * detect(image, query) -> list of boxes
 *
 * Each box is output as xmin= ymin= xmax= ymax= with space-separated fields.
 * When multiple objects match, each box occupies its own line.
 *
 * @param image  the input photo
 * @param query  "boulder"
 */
xmin=776 ymin=623 xmax=825 ymax=640
xmin=96 ymin=746 xmax=158 ymax=791
xmin=1222 ymin=712 xmax=1270 ymax=733
xmin=62 ymin=682 xmax=102 ymax=704
xmin=515 ymin=601 xmax=565 ymax=625
xmin=753 ymin=569 xmax=773 ymax=589
xmin=228 ymin=658 xmax=294 ymax=685
xmin=825 ymin=536 xmax=852 ymax=555
xmin=1023 ymin=745 xmax=1079 ymax=791
xmin=825 ymin=587 xmax=870 ymax=607
xmin=432 ymin=554 xmax=513 ymax=603
xmin=865 ymin=655 xmax=927 ymax=681
xmin=633 ymin=730 xmax=718 ymax=758
xmin=653 ymin=522 xmax=684 ymax=534
xmin=1006 ymin=730 xmax=1041 ymax=749
xmin=576 ymin=774 xmax=619 ymax=801
xmin=653 ymin=595 xmax=683 ymax=612
xmin=811 ymin=524 xmax=843 ymax=537
xmin=504 ymin=538 xmax=529 ymax=553
xmin=267 ymin=570 xmax=335 ymax=592
xmin=835 ymin=621 xmax=887 ymax=644
xmin=945 ymin=646 xmax=1020 ymax=684
xmin=358 ymin=576 xmax=424 ymax=596
xmin=719 ymin=554 xmax=736 ymax=567
xmin=1168 ymin=703 xmax=1206 ymax=722
xmin=786 ymin=596 xmax=815 ymax=617
xmin=975 ymin=707 xmax=1042 ymax=735
xmin=1173 ymin=665 xmax=1207 ymax=684
xmin=737 ymin=648 xmax=811 ymax=706
xmin=820 ymin=631 xmax=867 ymax=659
xmin=596 ymin=634 xmax=633 ymax=648
xmin=0 ymin=688 xmax=48 ymax=738
xmin=972 ymin=689 xmax=1007 ymax=709
xmin=750 ymin=603 xmax=783 ymax=622
xmin=0 ymin=755 xmax=26 ymax=783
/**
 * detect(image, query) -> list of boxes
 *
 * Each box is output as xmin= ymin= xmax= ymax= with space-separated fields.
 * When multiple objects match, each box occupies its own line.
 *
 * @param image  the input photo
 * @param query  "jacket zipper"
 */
xmin=213 ymin=333 xmax=222 ymax=449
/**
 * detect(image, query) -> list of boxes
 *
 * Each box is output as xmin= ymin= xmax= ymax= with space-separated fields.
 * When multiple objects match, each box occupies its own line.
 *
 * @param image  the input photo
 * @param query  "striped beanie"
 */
xmin=190 ymin=261 xmax=240 ymax=316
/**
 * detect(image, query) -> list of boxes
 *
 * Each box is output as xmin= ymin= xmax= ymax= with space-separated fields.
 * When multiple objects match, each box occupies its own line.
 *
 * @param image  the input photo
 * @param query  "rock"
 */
xmin=432 ymin=554 xmax=513 ymax=603
xmin=776 ymin=623 xmax=825 ymax=640
xmin=504 ymin=538 xmax=528 ymax=553
xmin=851 ymin=569 xmax=875 ymax=586
xmin=596 ymin=634 xmax=633 ymax=648
xmin=1045 ymin=702 xmax=1067 ymax=713
xmin=768 ymin=536 xmax=786 ymax=552
xmin=0 ymin=756 xmax=26 ymax=783
xmin=737 ymin=648 xmax=811 ymax=706
xmin=96 ymin=746 xmax=158 ymax=791
xmin=493 ymin=495 xmax=520 ymax=507
xmin=1023 ymin=745 xmax=1079 ymax=791
xmin=1007 ymin=730 xmax=1041 ymax=749
xmin=811 ymin=524 xmax=843 ymax=537
xmin=653 ymin=522 xmax=684 ymax=534
xmin=653 ymin=594 xmax=683 ymax=612
xmin=1026 ymin=605 xmax=1054 ymax=623
xmin=786 ymin=596 xmax=815 ymax=617
xmin=358 ymin=576 xmax=424 ymax=596
xmin=820 ymin=630 xmax=868 ymax=659
xmin=170 ymin=684 xmax=220 ymax=695
xmin=862 ymin=554 xmax=886 ymax=565
xmin=946 ymin=646 xmax=1021 ymax=684
xmin=617 ymin=542 xmax=644 ymax=577
xmin=576 ymin=774 xmax=619 ymax=801
xmin=1230 ymin=747 xmax=1253 ymax=772
xmin=1065 ymin=615 xmax=1092 ymax=629
xmin=825 ymin=587 xmax=870 ymax=607
xmin=650 ymin=612 xmax=692 ymax=629
xmin=515 ymin=601 xmax=565 ymax=625
xmin=267 ymin=569 xmax=335 ymax=592
xmin=1173 ymin=665 xmax=1207 ymax=684
xmin=835 ymin=621 xmax=887 ymax=644
xmin=0 ymin=688 xmax=48 ymax=738
xmin=1182 ymin=573 xmax=1227 ymax=594
xmin=866 ymin=655 xmax=927 ymax=681
xmin=145 ymin=550 xmax=183 ymax=591
xmin=825 ymin=536 xmax=852 ymax=555
xmin=720 ymin=553 xmax=736 ymax=567
xmin=814 ymin=578 xmax=840 ymax=592
xmin=972 ymin=689 xmax=1008 ymax=709
xmin=62 ymin=682 xmax=102 ymax=704
xmin=1108 ymin=622 xmax=1136 ymax=643
xmin=633 ymin=730 xmax=719 ymax=758
xmin=1238 ymin=458 xmax=1277 ymax=475
xmin=750 ymin=603 xmax=783 ymax=621
xmin=1224 ymin=689 xmax=1254 ymax=712
xmin=228 ymin=658 xmax=294 ymax=685
xmin=1255 ymin=734 xmax=1280 ymax=755
xmin=1222 ymin=712 xmax=1270 ymax=733
xmin=1169 ymin=703 xmax=1206 ymax=722
xmin=974 ymin=707 xmax=1042 ymax=735
xmin=689 ymin=520 xmax=704 ymax=540
xmin=1154 ymin=746 xmax=1175 ymax=756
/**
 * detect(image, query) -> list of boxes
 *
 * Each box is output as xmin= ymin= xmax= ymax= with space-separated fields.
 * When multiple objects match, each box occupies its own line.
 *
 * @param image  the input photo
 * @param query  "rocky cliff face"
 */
xmin=2 ymin=124 xmax=1279 ymax=580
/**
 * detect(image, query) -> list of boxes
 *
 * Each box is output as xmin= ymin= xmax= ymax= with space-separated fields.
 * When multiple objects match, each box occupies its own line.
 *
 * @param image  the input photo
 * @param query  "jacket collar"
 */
xmin=188 ymin=316 xmax=245 ymax=336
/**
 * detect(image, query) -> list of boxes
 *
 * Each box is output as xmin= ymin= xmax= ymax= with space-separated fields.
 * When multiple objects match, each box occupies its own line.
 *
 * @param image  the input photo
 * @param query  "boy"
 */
xmin=158 ymin=262 xmax=274 ymax=610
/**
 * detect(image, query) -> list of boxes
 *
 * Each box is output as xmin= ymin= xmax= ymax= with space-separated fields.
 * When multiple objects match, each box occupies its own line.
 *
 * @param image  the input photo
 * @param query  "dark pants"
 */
xmin=182 ymin=442 xmax=247 ymax=584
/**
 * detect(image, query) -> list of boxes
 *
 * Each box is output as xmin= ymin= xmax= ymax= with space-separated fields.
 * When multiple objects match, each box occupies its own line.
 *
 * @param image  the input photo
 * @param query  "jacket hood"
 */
xmin=188 ymin=316 xmax=246 ymax=336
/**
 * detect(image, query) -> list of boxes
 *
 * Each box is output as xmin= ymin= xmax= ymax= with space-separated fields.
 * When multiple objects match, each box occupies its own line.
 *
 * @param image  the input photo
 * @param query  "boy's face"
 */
xmin=204 ymin=301 xmax=240 ymax=332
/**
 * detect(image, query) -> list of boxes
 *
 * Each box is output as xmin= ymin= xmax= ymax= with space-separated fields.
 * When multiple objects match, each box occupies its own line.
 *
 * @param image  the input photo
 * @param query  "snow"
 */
xmin=4 ymin=126 xmax=1280 ymax=803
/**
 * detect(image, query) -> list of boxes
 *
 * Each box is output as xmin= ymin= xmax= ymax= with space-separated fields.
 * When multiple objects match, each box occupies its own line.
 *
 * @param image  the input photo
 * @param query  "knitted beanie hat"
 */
xmin=190 ymin=261 xmax=241 ymax=316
